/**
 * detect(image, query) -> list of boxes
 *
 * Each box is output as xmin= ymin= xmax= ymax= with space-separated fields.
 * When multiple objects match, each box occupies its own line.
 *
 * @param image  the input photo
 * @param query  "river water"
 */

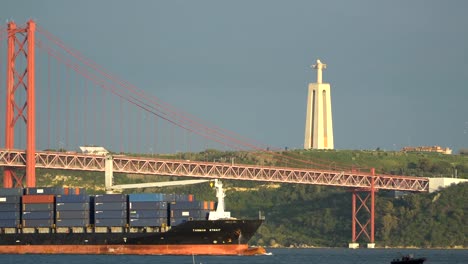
xmin=0 ymin=248 xmax=466 ymax=264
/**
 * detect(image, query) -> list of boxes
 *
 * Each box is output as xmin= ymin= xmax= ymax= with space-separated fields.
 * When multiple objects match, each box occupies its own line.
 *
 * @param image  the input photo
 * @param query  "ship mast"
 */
xmin=208 ymin=179 xmax=232 ymax=220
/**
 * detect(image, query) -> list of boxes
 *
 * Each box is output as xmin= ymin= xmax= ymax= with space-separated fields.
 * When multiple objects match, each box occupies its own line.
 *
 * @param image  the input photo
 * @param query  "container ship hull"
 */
xmin=0 ymin=219 xmax=265 ymax=255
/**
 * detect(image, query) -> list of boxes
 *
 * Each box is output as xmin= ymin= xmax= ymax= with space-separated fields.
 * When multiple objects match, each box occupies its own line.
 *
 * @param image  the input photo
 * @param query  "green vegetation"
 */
xmin=1 ymin=149 xmax=466 ymax=248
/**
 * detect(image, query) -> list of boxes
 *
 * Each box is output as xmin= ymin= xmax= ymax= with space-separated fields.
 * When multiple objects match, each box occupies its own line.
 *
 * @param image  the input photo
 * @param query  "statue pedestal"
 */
xmin=348 ymin=243 xmax=359 ymax=249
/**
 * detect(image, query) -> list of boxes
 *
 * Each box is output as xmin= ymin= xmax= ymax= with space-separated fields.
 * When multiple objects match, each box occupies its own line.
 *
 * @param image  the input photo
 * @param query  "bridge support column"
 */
xmin=3 ymin=20 xmax=36 ymax=188
xmin=105 ymin=155 xmax=113 ymax=194
xmin=349 ymin=168 xmax=376 ymax=248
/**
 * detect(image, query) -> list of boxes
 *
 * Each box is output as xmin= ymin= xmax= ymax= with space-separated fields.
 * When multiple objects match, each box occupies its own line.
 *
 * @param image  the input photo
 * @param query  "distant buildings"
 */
xmin=401 ymin=145 xmax=452 ymax=155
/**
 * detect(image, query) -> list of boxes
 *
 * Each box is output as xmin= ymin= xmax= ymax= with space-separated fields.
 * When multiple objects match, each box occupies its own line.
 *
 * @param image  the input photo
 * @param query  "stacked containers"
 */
xmin=55 ymin=194 xmax=90 ymax=227
xmin=128 ymin=193 xmax=167 ymax=227
xmin=169 ymin=199 xmax=213 ymax=226
xmin=22 ymin=193 xmax=55 ymax=227
xmin=94 ymin=194 xmax=127 ymax=227
xmin=0 ymin=188 xmax=22 ymax=228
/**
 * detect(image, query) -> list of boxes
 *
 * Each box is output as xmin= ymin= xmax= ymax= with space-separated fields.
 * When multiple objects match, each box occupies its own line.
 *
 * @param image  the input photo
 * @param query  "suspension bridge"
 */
xmin=0 ymin=20 xmax=429 ymax=247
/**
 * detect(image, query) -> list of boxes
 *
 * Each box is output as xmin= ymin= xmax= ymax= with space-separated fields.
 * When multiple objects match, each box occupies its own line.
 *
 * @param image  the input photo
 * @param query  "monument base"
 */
xmin=348 ymin=243 xmax=359 ymax=249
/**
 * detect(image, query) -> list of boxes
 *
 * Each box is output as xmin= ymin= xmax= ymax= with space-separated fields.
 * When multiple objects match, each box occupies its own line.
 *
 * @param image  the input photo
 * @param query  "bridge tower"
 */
xmin=304 ymin=59 xmax=334 ymax=149
xmin=3 ymin=20 xmax=36 ymax=188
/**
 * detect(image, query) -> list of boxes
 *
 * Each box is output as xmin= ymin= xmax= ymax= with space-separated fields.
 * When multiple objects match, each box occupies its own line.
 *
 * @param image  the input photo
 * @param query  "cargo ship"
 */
xmin=0 ymin=180 xmax=265 ymax=255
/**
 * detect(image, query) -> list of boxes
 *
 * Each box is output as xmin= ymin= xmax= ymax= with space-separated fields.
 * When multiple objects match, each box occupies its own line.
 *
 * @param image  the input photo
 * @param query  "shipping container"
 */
xmin=22 ymin=211 xmax=54 ymax=220
xmin=94 ymin=218 xmax=126 ymax=227
xmin=165 ymin=193 xmax=191 ymax=202
xmin=0 ymin=211 xmax=20 ymax=220
xmin=164 ymin=193 xmax=175 ymax=202
xmin=94 ymin=194 xmax=126 ymax=203
xmin=129 ymin=209 xmax=167 ymax=218
xmin=169 ymin=201 xmax=206 ymax=210
xmin=169 ymin=218 xmax=187 ymax=226
xmin=128 ymin=217 xmax=166 ymax=227
xmin=56 ymin=194 xmax=90 ymax=203
xmin=128 ymin=193 xmax=165 ymax=202
xmin=174 ymin=194 xmax=190 ymax=202
xmin=0 ymin=203 xmax=20 ymax=212
xmin=94 ymin=202 xmax=126 ymax=211
xmin=56 ymin=210 xmax=90 ymax=219
xmin=25 ymin=187 xmax=65 ymax=195
xmin=22 ymin=219 xmax=53 ymax=227
xmin=22 ymin=195 xmax=55 ymax=204
xmin=128 ymin=201 xmax=167 ymax=210
xmin=23 ymin=203 xmax=54 ymax=211
xmin=56 ymin=202 xmax=89 ymax=211
xmin=94 ymin=210 xmax=127 ymax=219
xmin=63 ymin=187 xmax=86 ymax=196
xmin=55 ymin=218 xmax=89 ymax=227
xmin=171 ymin=209 xmax=210 ymax=219
xmin=0 ymin=196 xmax=21 ymax=204
xmin=0 ymin=219 xmax=19 ymax=227
xmin=0 ymin=188 xmax=23 ymax=196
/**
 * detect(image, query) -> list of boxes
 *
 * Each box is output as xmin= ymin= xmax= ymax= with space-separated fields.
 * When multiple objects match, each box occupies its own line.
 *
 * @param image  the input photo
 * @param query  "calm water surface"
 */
xmin=0 ymin=248 xmax=466 ymax=264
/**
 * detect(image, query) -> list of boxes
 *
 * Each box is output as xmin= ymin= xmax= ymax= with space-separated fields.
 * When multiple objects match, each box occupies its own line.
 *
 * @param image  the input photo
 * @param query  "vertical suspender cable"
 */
xmin=92 ymin=84 xmax=96 ymax=145
xmin=65 ymin=66 xmax=69 ymax=149
xmin=47 ymin=52 xmax=51 ymax=149
xmin=56 ymin=60 xmax=60 ymax=149
xmin=119 ymin=97 xmax=123 ymax=153
xmin=110 ymin=90 xmax=114 ymax=151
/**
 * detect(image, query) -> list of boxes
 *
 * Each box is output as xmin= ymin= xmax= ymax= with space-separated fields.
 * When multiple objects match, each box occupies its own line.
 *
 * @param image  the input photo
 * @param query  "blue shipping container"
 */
xmin=94 ymin=210 xmax=127 ymax=219
xmin=67 ymin=187 xmax=87 ymax=196
xmin=22 ymin=219 xmax=53 ymax=227
xmin=129 ymin=217 xmax=166 ymax=227
xmin=25 ymin=187 xmax=65 ymax=195
xmin=94 ymin=218 xmax=126 ymax=227
xmin=94 ymin=202 xmax=126 ymax=211
xmin=0 ymin=211 xmax=20 ymax=220
xmin=169 ymin=218 xmax=187 ymax=226
xmin=175 ymin=194 xmax=190 ymax=202
xmin=0 ymin=188 xmax=23 ymax=196
xmin=171 ymin=209 xmax=209 ymax=219
xmin=56 ymin=202 xmax=89 ymax=211
xmin=22 ymin=211 xmax=54 ymax=220
xmin=94 ymin=194 xmax=126 ymax=203
xmin=129 ymin=209 xmax=167 ymax=218
xmin=56 ymin=210 xmax=90 ymax=219
xmin=0 ymin=219 xmax=19 ymax=227
xmin=0 ymin=196 xmax=21 ymax=204
xmin=129 ymin=201 xmax=166 ymax=210
xmin=170 ymin=201 xmax=204 ymax=210
xmin=128 ymin=193 xmax=165 ymax=202
xmin=165 ymin=193 xmax=175 ymax=202
xmin=56 ymin=194 xmax=90 ymax=203
xmin=23 ymin=203 xmax=54 ymax=211
xmin=0 ymin=203 xmax=20 ymax=212
xmin=56 ymin=218 xmax=89 ymax=227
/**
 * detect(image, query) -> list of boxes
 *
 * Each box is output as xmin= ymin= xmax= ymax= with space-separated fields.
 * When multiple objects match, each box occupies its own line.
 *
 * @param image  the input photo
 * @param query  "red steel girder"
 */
xmin=0 ymin=149 xmax=429 ymax=192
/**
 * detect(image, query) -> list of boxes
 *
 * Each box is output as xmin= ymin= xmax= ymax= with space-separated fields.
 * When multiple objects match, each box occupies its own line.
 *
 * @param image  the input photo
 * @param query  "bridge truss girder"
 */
xmin=0 ymin=149 xmax=429 ymax=192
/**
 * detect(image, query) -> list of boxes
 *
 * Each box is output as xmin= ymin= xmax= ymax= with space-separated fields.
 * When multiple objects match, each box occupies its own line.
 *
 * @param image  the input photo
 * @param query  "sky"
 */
xmin=1 ymin=0 xmax=468 ymax=153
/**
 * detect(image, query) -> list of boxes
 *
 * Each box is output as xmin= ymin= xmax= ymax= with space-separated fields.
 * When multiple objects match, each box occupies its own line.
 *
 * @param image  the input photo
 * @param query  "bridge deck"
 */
xmin=0 ymin=149 xmax=429 ymax=192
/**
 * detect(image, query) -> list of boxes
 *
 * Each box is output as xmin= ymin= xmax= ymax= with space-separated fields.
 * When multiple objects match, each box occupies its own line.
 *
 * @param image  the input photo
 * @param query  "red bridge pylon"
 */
xmin=3 ymin=20 xmax=36 ymax=188
xmin=350 ymin=168 xmax=376 ymax=248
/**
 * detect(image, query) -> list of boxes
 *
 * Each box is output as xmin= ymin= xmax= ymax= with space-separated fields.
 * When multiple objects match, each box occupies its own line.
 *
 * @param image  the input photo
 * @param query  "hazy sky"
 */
xmin=2 ymin=1 xmax=468 ymax=152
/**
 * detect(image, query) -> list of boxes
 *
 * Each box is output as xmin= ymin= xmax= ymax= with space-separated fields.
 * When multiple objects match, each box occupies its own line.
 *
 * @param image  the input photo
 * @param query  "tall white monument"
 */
xmin=304 ymin=59 xmax=334 ymax=149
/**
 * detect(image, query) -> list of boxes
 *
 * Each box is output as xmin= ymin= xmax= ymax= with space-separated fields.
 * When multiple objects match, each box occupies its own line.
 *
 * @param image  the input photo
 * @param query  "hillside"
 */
xmin=1 ymin=149 xmax=466 ymax=248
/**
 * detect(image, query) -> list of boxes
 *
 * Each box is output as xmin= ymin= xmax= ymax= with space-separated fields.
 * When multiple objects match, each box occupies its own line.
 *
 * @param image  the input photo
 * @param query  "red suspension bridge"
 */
xmin=0 ymin=20 xmax=429 ymax=246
